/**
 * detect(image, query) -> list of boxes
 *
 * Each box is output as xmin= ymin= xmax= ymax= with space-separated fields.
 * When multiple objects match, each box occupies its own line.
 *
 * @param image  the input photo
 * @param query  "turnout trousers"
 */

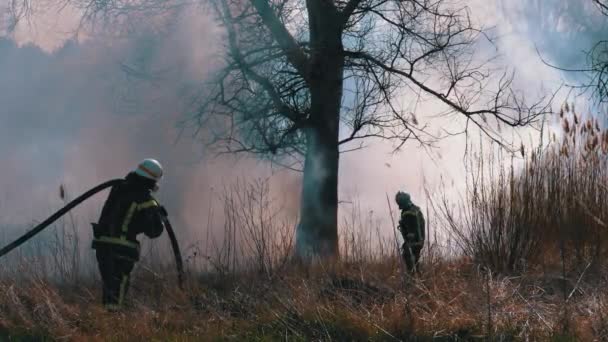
xmin=402 ymin=243 xmax=423 ymax=273
xmin=96 ymin=249 xmax=135 ymax=309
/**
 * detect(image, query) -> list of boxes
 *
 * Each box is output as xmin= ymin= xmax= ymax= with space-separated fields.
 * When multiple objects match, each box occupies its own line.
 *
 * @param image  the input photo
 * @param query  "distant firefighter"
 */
xmin=395 ymin=191 xmax=425 ymax=274
xmin=91 ymin=159 xmax=167 ymax=311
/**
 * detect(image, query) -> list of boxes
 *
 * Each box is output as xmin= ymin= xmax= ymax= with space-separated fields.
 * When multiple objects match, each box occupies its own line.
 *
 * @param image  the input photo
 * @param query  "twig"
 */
xmin=576 ymin=197 xmax=607 ymax=228
xmin=485 ymin=267 xmax=493 ymax=339
xmin=516 ymin=291 xmax=553 ymax=331
xmin=370 ymin=321 xmax=401 ymax=341
xmin=566 ymin=261 xmax=591 ymax=302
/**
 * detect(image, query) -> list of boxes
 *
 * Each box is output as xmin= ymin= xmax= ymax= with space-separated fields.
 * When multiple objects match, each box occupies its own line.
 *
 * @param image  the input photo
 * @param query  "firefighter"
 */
xmin=395 ymin=191 xmax=425 ymax=274
xmin=91 ymin=159 xmax=167 ymax=311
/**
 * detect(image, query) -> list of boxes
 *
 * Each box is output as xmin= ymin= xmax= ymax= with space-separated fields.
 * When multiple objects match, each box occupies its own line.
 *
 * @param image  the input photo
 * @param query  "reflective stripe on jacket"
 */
xmin=399 ymin=206 xmax=425 ymax=243
xmin=92 ymin=174 xmax=165 ymax=260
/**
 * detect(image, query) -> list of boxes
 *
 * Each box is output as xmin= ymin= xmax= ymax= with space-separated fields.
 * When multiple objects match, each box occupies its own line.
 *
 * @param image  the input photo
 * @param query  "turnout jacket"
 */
xmin=92 ymin=173 xmax=165 ymax=261
xmin=398 ymin=205 xmax=425 ymax=245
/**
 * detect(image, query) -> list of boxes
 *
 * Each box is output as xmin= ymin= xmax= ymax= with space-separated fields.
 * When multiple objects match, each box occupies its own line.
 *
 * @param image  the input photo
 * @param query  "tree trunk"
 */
xmin=295 ymin=10 xmax=343 ymax=260
xmin=296 ymin=123 xmax=340 ymax=259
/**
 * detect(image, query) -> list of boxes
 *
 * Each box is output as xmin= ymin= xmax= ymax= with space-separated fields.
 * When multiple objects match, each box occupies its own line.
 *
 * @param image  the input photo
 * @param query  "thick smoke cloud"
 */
xmin=0 ymin=8 xmax=300 ymax=262
xmin=2 ymin=0 xmax=593 ymax=261
xmin=500 ymin=0 xmax=608 ymax=99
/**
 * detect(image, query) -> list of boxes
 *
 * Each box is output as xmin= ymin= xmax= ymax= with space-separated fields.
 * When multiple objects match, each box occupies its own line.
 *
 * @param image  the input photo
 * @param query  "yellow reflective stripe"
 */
xmin=119 ymin=199 xmax=158 ymax=239
xmin=405 ymin=241 xmax=424 ymax=246
xmin=121 ymin=202 xmax=138 ymax=238
xmin=118 ymin=275 xmax=128 ymax=305
xmin=137 ymin=199 xmax=158 ymax=210
xmin=403 ymin=210 xmax=417 ymax=217
xmin=93 ymin=236 xmax=139 ymax=250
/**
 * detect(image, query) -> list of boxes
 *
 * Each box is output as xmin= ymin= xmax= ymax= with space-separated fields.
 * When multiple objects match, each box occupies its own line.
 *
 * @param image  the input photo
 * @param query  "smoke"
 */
xmin=0 ymin=5 xmax=300 ymax=266
xmin=2 ymin=0 xmax=597 ymax=264
xmin=497 ymin=0 xmax=608 ymax=109
xmin=337 ymin=0 xmax=579 ymax=242
xmin=502 ymin=0 xmax=607 ymax=69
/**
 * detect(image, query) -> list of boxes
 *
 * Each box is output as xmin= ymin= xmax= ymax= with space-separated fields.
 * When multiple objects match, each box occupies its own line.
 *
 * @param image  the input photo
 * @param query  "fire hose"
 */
xmin=160 ymin=212 xmax=184 ymax=289
xmin=0 ymin=179 xmax=185 ymax=289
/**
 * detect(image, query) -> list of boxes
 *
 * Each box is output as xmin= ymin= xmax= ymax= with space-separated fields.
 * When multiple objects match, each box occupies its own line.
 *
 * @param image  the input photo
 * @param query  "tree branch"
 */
xmin=249 ymin=0 xmax=310 ymax=82
xmin=341 ymin=0 xmax=364 ymax=23
xmin=344 ymin=50 xmax=549 ymax=127
xmin=594 ymin=0 xmax=608 ymax=15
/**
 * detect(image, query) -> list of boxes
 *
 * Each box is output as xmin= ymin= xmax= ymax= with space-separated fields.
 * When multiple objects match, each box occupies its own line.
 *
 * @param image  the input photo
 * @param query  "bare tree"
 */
xmin=46 ymin=0 xmax=551 ymax=260
xmin=586 ymin=40 xmax=608 ymax=107
xmin=529 ymin=0 xmax=608 ymax=107
xmin=1 ymin=0 xmax=34 ymax=34
xmin=595 ymin=0 xmax=608 ymax=15
xmin=587 ymin=0 xmax=608 ymax=106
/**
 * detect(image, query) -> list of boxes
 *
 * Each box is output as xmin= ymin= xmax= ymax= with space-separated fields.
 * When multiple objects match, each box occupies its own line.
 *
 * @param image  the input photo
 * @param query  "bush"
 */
xmin=437 ymin=102 xmax=608 ymax=274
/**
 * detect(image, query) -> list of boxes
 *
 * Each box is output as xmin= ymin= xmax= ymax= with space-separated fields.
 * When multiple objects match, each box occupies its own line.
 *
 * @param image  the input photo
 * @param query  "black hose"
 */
xmin=0 ymin=179 xmax=124 ymax=258
xmin=0 ymin=178 xmax=186 ymax=290
xmin=162 ymin=216 xmax=185 ymax=289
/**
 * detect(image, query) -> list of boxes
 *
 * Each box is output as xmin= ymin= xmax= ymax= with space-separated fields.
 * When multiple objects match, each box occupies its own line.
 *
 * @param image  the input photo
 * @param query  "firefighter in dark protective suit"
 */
xmin=395 ymin=191 xmax=425 ymax=274
xmin=91 ymin=159 xmax=167 ymax=311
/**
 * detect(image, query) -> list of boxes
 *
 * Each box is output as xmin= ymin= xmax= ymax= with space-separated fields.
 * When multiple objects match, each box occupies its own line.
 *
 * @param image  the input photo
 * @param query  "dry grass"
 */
xmin=2 ymin=255 xmax=608 ymax=341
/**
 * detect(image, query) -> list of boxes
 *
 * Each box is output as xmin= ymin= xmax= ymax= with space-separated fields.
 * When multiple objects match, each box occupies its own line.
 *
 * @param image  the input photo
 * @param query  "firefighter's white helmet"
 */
xmin=134 ymin=158 xmax=163 ymax=181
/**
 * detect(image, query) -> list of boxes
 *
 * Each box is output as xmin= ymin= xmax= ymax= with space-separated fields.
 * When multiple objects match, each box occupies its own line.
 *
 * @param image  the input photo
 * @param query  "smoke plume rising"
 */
xmin=0 ymin=0 xmax=597 ymax=265
xmin=0 ymin=7 xmax=300 ymax=268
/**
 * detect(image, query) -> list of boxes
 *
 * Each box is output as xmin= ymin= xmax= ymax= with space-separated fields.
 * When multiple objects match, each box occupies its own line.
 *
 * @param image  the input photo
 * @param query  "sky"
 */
xmin=0 ymin=0 xmax=603 ymax=258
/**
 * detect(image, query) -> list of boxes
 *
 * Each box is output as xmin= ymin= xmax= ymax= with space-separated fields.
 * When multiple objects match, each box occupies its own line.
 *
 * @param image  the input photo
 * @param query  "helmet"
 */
xmin=134 ymin=159 xmax=164 ymax=182
xmin=395 ymin=191 xmax=412 ymax=208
